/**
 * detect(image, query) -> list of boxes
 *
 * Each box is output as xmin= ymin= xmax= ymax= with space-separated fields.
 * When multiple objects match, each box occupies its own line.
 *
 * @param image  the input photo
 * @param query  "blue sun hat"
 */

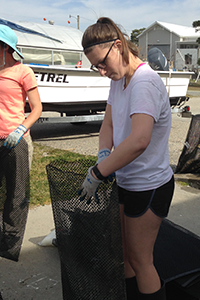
xmin=0 ymin=24 xmax=24 ymax=59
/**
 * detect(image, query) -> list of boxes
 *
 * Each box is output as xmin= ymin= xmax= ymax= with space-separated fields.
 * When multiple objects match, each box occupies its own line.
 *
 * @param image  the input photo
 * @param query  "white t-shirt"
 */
xmin=107 ymin=64 xmax=173 ymax=191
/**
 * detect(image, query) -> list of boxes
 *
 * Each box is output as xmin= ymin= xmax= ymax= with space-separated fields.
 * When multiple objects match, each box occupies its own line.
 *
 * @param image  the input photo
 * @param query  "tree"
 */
xmin=131 ymin=28 xmax=146 ymax=45
xmin=192 ymin=20 xmax=200 ymax=30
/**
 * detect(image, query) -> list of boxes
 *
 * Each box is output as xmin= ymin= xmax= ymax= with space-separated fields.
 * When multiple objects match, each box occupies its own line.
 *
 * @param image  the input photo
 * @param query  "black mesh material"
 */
xmin=0 ymin=138 xmax=30 ymax=262
xmin=46 ymin=159 xmax=126 ymax=300
xmin=154 ymin=219 xmax=200 ymax=286
xmin=176 ymin=115 xmax=200 ymax=173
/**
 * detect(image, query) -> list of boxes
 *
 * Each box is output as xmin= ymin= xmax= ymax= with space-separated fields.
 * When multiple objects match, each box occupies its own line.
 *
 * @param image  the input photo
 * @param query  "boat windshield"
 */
xmin=14 ymin=47 xmax=82 ymax=67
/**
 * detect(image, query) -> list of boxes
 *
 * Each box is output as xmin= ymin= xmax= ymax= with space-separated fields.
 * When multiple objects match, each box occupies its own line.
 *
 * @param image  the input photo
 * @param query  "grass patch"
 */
xmin=0 ymin=143 xmax=96 ymax=210
xmin=189 ymin=80 xmax=200 ymax=89
xmin=29 ymin=143 xmax=96 ymax=207
xmin=176 ymin=180 xmax=189 ymax=187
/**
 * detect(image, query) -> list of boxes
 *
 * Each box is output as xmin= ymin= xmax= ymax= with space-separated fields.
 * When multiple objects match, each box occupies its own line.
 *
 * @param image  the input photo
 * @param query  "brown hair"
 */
xmin=82 ymin=17 xmax=139 ymax=64
xmin=0 ymin=41 xmax=14 ymax=54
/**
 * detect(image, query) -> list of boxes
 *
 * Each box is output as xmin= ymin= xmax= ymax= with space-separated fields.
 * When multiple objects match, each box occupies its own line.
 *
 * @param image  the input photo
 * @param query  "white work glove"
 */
xmin=4 ymin=124 xmax=27 ymax=149
xmin=97 ymin=148 xmax=115 ymax=182
xmin=78 ymin=167 xmax=102 ymax=204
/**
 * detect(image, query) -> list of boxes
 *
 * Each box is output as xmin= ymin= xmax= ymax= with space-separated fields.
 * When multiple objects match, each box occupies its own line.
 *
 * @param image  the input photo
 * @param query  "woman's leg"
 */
xmin=124 ymin=208 xmax=162 ymax=294
xmin=120 ymin=204 xmax=136 ymax=278
xmin=119 ymin=177 xmax=174 ymax=298
xmin=120 ymin=204 xmax=139 ymax=299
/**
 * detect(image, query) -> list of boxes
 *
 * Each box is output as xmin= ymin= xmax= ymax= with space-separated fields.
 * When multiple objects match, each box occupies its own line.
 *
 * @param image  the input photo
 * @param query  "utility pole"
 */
xmin=77 ymin=15 xmax=80 ymax=30
xmin=69 ymin=15 xmax=80 ymax=29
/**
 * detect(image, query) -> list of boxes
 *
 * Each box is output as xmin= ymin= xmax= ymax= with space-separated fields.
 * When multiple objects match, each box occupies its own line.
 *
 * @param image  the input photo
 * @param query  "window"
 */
xmin=53 ymin=51 xmax=81 ymax=66
xmin=185 ymin=53 xmax=192 ymax=64
xmin=14 ymin=47 xmax=81 ymax=66
xmin=14 ymin=48 xmax=53 ymax=65
xmin=179 ymin=44 xmax=198 ymax=49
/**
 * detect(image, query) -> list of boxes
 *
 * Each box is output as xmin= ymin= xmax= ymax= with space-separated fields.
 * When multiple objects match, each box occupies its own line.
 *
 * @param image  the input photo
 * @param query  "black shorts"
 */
xmin=118 ymin=175 xmax=174 ymax=218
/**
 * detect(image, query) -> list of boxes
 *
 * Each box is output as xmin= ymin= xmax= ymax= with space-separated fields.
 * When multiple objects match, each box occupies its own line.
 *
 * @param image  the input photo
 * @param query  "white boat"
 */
xmin=32 ymin=64 xmax=110 ymax=115
xmin=158 ymin=71 xmax=192 ymax=99
xmin=0 ymin=18 xmax=193 ymax=122
xmin=158 ymin=70 xmax=192 ymax=111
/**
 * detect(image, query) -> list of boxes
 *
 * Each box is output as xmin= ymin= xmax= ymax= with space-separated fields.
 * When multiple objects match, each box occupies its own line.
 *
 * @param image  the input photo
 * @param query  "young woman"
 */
xmin=0 ymin=25 xmax=42 ymax=264
xmin=80 ymin=17 xmax=174 ymax=300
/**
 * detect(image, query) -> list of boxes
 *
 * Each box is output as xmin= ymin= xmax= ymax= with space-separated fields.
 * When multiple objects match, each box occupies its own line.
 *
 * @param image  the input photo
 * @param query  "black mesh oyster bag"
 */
xmin=46 ymin=159 xmax=126 ymax=300
xmin=0 ymin=139 xmax=30 ymax=261
xmin=176 ymin=114 xmax=200 ymax=173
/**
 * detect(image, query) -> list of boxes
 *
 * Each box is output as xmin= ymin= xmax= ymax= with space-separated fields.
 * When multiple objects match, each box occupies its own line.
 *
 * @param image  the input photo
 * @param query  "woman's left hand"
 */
xmin=3 ymin=124 xmax=27 ymax=149
xmin=78 ymin=167 xmax=102 ymax=204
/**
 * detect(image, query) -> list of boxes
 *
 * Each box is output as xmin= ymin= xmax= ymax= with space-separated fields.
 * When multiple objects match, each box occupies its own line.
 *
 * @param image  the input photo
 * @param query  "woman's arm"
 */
xmin=98 ymin=104 xmax=113 ymax=151
xmin=3 ymin=87 xmax=42 ymax=149
xmin=22 ymin=87 xmax=42 ymax=130
xmin=97 ymin=113 xmax=154 ymax=177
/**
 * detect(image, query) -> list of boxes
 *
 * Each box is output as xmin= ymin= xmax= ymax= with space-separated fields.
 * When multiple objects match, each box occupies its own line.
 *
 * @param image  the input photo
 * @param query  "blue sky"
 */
xmin=1 ymin=0 xmax=200 ymax=36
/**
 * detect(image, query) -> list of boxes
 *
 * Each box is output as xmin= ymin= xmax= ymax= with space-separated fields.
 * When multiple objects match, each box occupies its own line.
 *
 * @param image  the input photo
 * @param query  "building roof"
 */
xmin=0 ymin=18 xmax=83 ymax=51
xmin=139 ymin=21 xmax=200 ymax=39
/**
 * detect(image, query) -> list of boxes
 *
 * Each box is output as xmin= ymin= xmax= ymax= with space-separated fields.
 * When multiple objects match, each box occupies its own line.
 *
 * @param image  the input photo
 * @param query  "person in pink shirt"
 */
xmin=0 ymin=25 xmax=42 ymax=152
xmin=0 ymin=25 xmax=42 ymax=268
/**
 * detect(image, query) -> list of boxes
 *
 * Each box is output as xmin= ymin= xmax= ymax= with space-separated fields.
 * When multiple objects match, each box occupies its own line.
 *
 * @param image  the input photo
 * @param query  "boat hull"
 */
xmin=28 ymin=65 xmax=193 ymax=114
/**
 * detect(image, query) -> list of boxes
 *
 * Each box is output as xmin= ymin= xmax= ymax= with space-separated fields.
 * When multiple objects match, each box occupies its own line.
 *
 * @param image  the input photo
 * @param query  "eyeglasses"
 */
xmin=91 ymin=41 xmax=115 ymax=72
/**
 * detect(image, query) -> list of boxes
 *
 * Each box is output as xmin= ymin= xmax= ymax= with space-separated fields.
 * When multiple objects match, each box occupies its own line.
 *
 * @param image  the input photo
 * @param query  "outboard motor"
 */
xmin=148 ymin=47 xmax=169 ymax=71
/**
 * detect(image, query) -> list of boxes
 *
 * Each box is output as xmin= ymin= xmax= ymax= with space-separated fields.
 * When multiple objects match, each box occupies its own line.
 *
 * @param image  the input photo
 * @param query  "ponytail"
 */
xmin=82 ymin=17 xmax=139 ymax=64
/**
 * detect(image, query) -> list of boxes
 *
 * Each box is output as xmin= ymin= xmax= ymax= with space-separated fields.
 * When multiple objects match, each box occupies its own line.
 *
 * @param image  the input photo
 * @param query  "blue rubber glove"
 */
xmin=97 ymin=148 xmax=111 ymax=164
xmin=4 ymin=124 xmax=27 ymax=149
xmin=78 ymin=167 xmax=102 ymax=204
xmin=97 ymin=148 xmax=115 ymax=182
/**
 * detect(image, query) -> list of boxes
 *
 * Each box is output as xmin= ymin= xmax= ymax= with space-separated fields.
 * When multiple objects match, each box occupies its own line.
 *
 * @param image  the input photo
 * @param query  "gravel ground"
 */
xmin=31 ymin=90 xmax=200 ymax=171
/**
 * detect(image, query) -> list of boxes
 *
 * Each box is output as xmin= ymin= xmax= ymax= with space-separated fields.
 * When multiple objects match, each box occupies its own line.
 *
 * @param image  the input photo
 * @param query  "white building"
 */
xmin=138 ymin=21 xmax=200 ymax=71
